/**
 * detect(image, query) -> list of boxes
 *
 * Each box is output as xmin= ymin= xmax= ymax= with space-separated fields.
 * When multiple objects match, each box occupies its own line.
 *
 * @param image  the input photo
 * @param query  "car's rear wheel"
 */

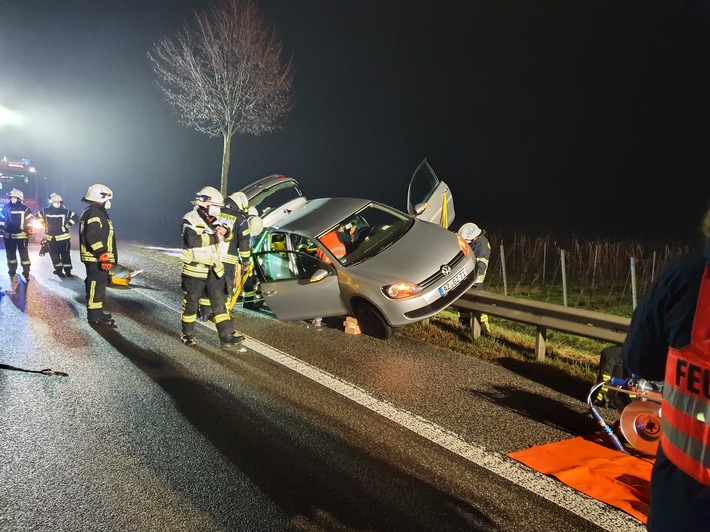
xmin=353 ymin=301 xmax=395 ymax=340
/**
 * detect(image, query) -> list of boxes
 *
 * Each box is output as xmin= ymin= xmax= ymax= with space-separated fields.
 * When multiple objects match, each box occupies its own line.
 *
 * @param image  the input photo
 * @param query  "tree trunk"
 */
xmin=220 ymin=131 xmax=232 ymax=197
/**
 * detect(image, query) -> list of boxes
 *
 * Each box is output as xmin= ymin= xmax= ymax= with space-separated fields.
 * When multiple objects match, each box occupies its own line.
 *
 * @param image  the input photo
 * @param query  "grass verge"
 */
xmin=397 ymin=309 xmax=612 ymax=399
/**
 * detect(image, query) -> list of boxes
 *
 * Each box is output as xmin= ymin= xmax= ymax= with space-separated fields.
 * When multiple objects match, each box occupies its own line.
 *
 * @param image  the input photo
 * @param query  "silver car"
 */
xmin=241 ymin=160 xmax=476 ymax=339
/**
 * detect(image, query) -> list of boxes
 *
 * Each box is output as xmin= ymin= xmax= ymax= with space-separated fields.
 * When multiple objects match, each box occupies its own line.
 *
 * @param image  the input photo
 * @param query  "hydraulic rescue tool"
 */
xmin=588 ymin=376 xmax=663 ymax=456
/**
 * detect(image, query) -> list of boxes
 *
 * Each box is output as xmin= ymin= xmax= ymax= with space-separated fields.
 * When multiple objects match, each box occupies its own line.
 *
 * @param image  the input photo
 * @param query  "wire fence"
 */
xmin=483 ymin=231 xmax=692 ymax=316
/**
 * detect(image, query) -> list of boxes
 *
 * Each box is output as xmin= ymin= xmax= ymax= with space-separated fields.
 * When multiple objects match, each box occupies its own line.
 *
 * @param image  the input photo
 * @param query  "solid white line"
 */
xmin=135 ymin=287 xmax=643 ymax=531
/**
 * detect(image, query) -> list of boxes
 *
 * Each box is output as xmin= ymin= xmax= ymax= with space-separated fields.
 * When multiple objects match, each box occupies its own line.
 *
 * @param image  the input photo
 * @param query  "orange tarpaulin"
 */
xmin=507 ymin=436 xmax=654 ymax=524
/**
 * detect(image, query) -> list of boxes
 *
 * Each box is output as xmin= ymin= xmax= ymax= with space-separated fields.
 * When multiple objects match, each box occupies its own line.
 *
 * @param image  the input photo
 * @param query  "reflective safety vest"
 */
xmin=661 ymin=263 xmax=710 ymax=485
xmin=181 ymin=209 xmax=224 ymax=279
xmin=316 ymin=230 xmax=346 ymax=265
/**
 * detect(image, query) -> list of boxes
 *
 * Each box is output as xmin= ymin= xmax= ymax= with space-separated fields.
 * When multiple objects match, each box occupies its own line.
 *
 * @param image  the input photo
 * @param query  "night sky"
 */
xmin=1 ymin=0 xmax=709 ymax=243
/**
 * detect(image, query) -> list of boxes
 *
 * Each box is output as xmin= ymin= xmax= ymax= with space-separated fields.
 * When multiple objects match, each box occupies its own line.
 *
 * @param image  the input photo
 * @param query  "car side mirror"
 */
xmin=310 ymin=268 xmax=329 ymax=283
xmin=414 ymin=202 xmax=428 ymax=215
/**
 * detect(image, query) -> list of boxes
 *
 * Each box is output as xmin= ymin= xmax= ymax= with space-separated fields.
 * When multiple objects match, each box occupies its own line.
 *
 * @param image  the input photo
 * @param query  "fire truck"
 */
xmin=0 ymin=156 xmax=49 ymax=237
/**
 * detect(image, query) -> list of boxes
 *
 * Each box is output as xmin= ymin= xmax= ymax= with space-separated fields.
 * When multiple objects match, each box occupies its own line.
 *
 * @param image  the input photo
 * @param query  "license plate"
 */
xmin=438 ymin=269 xmax=466 ymax=296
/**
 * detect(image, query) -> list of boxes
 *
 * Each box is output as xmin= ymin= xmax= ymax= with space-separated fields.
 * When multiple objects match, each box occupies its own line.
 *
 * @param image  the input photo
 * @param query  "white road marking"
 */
xmin=135 ymin=286 xmax=644 ymax=532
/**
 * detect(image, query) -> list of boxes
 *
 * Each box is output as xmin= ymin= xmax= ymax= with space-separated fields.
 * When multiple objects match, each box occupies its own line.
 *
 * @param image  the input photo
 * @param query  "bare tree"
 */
xmin=148 ymin=0 xmax=293 ymax=196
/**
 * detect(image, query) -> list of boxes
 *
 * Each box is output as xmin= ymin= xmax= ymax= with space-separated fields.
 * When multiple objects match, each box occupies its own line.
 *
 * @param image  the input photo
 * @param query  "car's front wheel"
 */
xmin=353 ymin=301 xmax=395 ymax=340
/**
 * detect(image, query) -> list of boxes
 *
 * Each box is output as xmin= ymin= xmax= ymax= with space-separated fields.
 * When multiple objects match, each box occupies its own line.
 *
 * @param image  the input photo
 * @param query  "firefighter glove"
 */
xmin=98 ymin=252 xmax=112 ymax=271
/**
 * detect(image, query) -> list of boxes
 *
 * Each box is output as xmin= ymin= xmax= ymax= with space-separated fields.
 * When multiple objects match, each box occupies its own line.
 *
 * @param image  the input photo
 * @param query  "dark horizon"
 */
xmin=1 ymin=1 xmax=709 ymax=244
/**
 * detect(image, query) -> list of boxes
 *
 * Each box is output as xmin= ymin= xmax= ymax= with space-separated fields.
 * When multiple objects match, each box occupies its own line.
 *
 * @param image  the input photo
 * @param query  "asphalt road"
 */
xmin=0 ymin=241 xmax=644 ymax=531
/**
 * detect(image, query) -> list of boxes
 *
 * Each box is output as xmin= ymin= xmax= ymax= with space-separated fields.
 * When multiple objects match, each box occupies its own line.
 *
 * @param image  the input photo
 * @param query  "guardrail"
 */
xmin=451 ymin=289 xmax=631 ymax=361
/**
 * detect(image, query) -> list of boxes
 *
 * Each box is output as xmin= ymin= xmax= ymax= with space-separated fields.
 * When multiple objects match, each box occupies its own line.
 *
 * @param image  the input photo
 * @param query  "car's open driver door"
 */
xmin=406 ymin=159 xmax=455 ymax=228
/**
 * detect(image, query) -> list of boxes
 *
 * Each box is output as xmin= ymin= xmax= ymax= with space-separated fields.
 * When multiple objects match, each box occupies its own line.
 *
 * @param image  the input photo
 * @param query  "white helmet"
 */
xmin=247 ymin=215 xmax=264 ymax=236
xmin=7 ymin=188 xmax=24 ymax=201
xmin=194 ymin=186 xmax=224 ymax=208
xmin=83 ymin=184 xmax=113 ymax=203
xmin=458 ymin=222 xmax=482 ymax=242
xmin=247 ymin=206 xmax=258 ymax=217
xmin=49 ymin=193 xmax=63 ymax=204
xmin=228 ymin=191 xmax=249 ymax=211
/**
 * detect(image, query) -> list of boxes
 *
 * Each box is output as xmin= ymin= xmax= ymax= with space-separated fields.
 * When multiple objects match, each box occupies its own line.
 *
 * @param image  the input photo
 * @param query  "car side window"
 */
xmin=289 ymin=233 xmax=317 ymax=255
xmin=255 ymin=251 xmax=326 ymax=282
xmin=255 ymin=252 xmax=293 ymax=282
xmin=269 ymin=232 xmax=288 ymax=252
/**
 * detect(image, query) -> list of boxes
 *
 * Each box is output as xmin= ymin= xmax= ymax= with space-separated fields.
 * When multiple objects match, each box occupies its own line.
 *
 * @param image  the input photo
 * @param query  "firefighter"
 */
xmin=217 ymin=191 xmax=252 ymax=302
xmin=180 ymin=186 xmax=244 ymax=349
xmin=37 ymin=193 xmax=78 ymax=277
xmin=0 ymin=188 xmax=35 ymax=282
xmin=79 ymin=184 xmax=116 ymax=326
xmin=622 ymin=204 xmax=710 ymax=531
xmin=458 ymin=222 xmax=492 ymax=334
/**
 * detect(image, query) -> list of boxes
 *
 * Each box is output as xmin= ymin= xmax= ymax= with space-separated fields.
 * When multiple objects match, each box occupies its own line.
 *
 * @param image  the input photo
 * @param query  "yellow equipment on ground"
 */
xmin=109 ymin=264 xmax=142 ymax=286
xmin=226 ymin=261 xmax=254 ymax=312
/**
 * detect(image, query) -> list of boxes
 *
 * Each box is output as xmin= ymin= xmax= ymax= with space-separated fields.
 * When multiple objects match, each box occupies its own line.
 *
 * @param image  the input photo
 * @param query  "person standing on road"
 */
xmin=79 ymin=184 xmax=117 ymax=327
xmin=216 ymin=191 xmax=252 ymax=303
xmin=180 ymin=186 xmax=244 ymax=349
xmin=458 ymin=222 xmax=492 ymax=334
xmin=622 ymin=203 xmax=710 ymax=531
xmin=242 ymin=207 xmax=264 ymax=310
xmin=0 ymin=188 xmax=35 ymax=283
xmin=37 ymin=193 xmax=78 ymax=277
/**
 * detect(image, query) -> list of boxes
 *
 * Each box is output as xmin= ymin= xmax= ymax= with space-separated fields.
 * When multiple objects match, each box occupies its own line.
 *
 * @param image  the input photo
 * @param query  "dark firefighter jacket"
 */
xmin=217 ymin=206 xmax=252 ymax=265
xmin=79 ymin=203 xmax=117 ymax=263
xmin=0 ymin=201 xmax=34 ymax=239
xmin=622 ymin=237 xmax=710 ymax=531
xmin=37 ymin=205 xmax=78 ymax=242
xmin=468 ymin=232 xmax=491 ymax=285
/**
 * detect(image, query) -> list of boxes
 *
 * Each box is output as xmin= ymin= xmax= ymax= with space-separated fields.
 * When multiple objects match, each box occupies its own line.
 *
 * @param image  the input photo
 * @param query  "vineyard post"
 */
xmin=591 ymin=243 xmax=599 ymax=295
xmin=651 ymin=251 xmax=657 ymax=284
xmin=561 ymin=249 xmax=568 ymax=307
xmin=500 ymin=244 xmax=508 ymax=295
xmin=542 ymin=240 xmax=547 ymax=285
xmin=630 ymin=256 xmax=638 ymax=310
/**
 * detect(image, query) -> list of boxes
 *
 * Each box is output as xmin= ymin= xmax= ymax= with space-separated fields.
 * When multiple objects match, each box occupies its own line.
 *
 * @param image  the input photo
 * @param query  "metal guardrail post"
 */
xmin=451 ymin=288 xmax=631 ymax=360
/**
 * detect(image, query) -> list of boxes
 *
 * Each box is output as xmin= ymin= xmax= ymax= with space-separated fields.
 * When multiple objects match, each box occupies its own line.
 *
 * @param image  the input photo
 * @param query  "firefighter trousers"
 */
xmin=181 ymin=268 xmax=235 ymax=341
xmin=4 ymin=236 xmax=30 ymax=276
xmin=84 ymin=261 xmax=110 ymax=322
xmin=48 ymin=239 xmax=73 ymax=274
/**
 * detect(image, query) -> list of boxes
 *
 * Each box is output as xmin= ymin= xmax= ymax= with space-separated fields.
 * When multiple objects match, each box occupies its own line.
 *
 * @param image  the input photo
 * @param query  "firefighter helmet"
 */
xmin=458 ymin=222 xmax=482 ymax=242
xmin=49 ymin=193 xmax=63 ymax=204
xmin=7 ymin=188 xmax=24 ymax=201
xmin=227 ymin=191 xmax=249 ymax=211
xmin=247 ymin=206 xmax=258 ymax=217
xmin=248 ymin=215 xmax=264 ymax=237
xmin=83 ymin=184 xmax=113 ymax=203
xmin=194 ymin=186 xmax=224 ymax=207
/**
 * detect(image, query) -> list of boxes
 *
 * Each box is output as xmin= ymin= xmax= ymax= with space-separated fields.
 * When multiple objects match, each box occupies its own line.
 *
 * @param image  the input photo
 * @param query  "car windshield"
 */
xmin=318 ymin=203 xmax=413 ymax=266
xmin=251 ymin=184 xmax=303 ymax=218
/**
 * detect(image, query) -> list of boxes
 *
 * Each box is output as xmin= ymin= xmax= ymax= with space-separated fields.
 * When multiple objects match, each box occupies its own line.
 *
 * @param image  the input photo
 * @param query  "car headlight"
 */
xmin=457 ymin=235 xmax=472 ymax=256
xmin=383 ymin=282 xmax=422 ymax=299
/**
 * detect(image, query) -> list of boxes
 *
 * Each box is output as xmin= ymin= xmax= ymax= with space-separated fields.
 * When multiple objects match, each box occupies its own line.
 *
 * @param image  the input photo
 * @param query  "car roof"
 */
xmin=274 ymin=197 xmax=372 ymax=236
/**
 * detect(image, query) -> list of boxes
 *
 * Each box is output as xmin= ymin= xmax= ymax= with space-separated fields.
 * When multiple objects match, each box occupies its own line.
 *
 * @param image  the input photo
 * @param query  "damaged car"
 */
xmin=240 ymin=159 xmax=476 ymax=340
